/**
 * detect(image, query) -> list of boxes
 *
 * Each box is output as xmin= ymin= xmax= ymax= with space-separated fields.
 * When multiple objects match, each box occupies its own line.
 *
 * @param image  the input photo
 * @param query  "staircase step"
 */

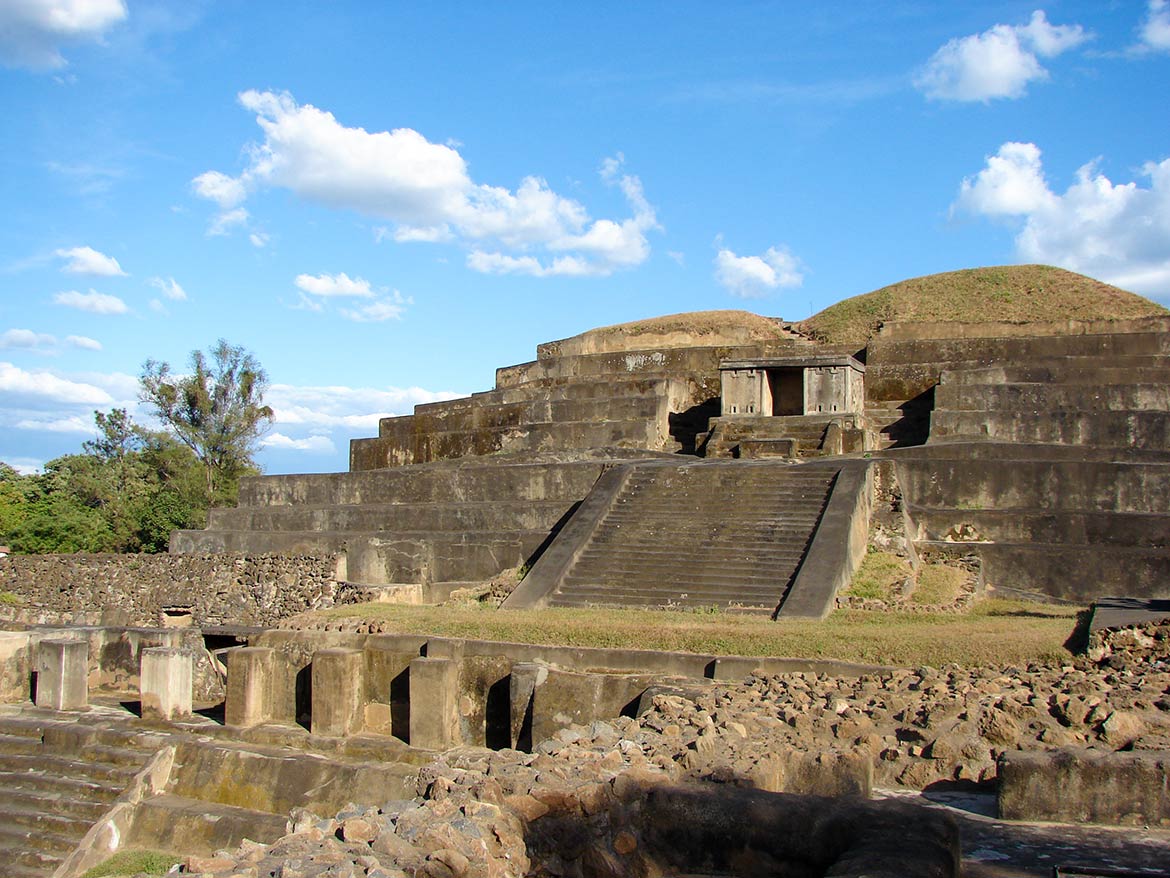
xmin=0 ymin=802 xmax=93 ymax=837
xmin=551 ymin=461 xmax=835 ymax=611
xmin=0 ymin=843 xmax=64 ymax=877
xmin=0 ymin=752 xmax=140 ymax=786
xmin=0 ymin=822 xmax=79 ymax=856
xmin=0 ymin=787 xmax=110 ymax=823
xmin=0 ymin=767 xmax=124 ymax=803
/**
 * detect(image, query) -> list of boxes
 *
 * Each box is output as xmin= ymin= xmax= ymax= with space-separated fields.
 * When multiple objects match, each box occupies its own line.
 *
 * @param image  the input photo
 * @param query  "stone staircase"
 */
xmin=0 ymin=711 xmax=162 ymax=878
xmin=889 ymin=335 xmax=1170 ymax=602
xmin=543 ymin=461 xmax=837 ymax=613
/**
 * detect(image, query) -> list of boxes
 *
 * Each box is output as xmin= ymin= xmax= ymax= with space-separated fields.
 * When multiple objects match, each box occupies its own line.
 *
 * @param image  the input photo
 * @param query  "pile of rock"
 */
xmin=1086 ymin=618 xmax=1170 ymax=669
xmin=177 ymin=625 xmax=1170 ymax=877
xmin=181 ymin=733 xmax=955 ymax=878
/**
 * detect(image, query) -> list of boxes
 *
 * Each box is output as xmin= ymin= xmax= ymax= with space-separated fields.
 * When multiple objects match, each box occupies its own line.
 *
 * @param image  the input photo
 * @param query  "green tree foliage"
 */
xmin=139 ymin=340 xmax=273 ymax=502
xmin=0 ymin=410 xmax=216 ymax=554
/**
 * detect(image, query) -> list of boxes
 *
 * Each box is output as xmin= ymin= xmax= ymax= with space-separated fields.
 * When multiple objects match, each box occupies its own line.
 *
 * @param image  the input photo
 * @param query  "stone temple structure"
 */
xmin=172 ymin=285 xmax=1170 ymax=615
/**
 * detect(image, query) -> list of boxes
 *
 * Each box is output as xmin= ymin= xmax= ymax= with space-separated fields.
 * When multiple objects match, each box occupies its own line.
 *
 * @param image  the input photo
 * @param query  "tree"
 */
xmin=1 ymin=410 xmax=216 ymax=555
xmin=139 ymin=340 xmax=274 ymax=502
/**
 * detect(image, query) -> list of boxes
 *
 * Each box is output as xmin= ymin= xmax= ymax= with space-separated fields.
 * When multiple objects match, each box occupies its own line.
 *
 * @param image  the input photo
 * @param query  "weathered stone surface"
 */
xmin=999 ymin=747 xmax=1170 ymax=826
xmin=0 ymin=552 xmax=339 ymax=628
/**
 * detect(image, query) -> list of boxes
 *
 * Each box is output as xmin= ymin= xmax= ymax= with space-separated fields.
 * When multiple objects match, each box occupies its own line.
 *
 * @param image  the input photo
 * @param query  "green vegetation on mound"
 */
xmin=587 ymin=310 xmax=787 ymax=341
xmin=798 ymin=265 xmax=1167 ymax=344
xmin=303 ymin=600 xmax=1079 ymax=667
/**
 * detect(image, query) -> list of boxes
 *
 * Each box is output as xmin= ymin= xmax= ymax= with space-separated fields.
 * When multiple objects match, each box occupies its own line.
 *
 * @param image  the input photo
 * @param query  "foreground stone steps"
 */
xmin=0 ymin=714 xmax=160 ymax=878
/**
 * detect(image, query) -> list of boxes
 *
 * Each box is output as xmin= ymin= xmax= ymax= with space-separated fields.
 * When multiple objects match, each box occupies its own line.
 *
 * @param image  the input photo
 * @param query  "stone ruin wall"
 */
xmin=0 ymin=552 xmax=342 ymax=629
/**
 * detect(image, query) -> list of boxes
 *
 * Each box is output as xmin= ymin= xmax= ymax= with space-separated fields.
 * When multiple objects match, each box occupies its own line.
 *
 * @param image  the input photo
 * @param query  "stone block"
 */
xmin=311 ymin=647 xmax=365 ymax=737
xmin=35 ymin=638 xmax=88 ymax=710
xmin=0 ymin=631 xmax=31 ymax=703
xmin=998 ymin=747 xmax=1170 ymax=826
xmin=140 ymin=647 xmax=193 ymax=721
xmin=409 ymin=657 xmax=460 ymax=750
xmin=508 ymin=662 xmax=548 ymax=750
xmin=225 ymin=647 xmax=278 ymax=728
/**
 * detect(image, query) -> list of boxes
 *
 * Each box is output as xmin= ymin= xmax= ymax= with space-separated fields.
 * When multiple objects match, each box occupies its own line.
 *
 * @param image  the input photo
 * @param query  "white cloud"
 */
xmin=714 ymin=245 xmax=804 ymax=298
xmin=261 ymin=432 xmax=336 ymax=454
xmin=14 ymin=414 xmax=95 ymax=434
xmin=339 ymin=293 xmax=410 ymax=323
xmin=295 ymin=272 xmax=374 ymax=298
xmin=148 ymin=276 xmax=187 ymax=301
xmin=952 ymin=141 xmax=1056 ymax=216
xmin=207 ymin=206 xmax=249 ymax=237
xmin=52 ymin=288 xmax=128 ymax=314
xmin=249 ymin=231 xmax=270 ymax=248
xmin=915 ymin=10 xmax=1088 ymax=102
xmin=290 ymin=273 xmax=411 ymax=322
xmin=389 ymin=225 xmax=453 ymax=243
xmin=0 ymin=0 xmax=127 ymax=70
xmin=953 ymin=142 xmax=1170 ymax=296
xmin=0 ymin=361 xmax=113 ymax=405
xmin=195 ymin=90 xmax=660 ymax=277
xmin=191 ymin=170 xmax=246 ymax=208
xmin=66 ymin=334 xmax=101 ymax=351
xmin=0 ymin=329 xmax=56 ymax=351
xmin=1140 ymin=0 xmax=1170 ymax=51
xmin=55 ymin=245 xmax=127 ymax=276
xmin=266 ymin=383 xmax=462 ymax=432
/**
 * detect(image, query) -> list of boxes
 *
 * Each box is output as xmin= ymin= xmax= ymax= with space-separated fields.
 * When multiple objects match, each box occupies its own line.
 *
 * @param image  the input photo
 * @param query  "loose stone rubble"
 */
xmin=175 ymin=621 xmax=1170 ymax=878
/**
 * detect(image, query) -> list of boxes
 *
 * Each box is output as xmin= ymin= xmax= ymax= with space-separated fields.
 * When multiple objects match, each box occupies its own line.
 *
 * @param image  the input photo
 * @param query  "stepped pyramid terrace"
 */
xmin=172 ymin=265 xmax=1170 ymax=614
xmin=3 ymin=264 xmax=1170 ymax=878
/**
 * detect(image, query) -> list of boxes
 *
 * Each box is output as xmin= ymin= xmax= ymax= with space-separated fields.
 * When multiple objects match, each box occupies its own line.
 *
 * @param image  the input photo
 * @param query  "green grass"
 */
xmin=0 ymin=591 xmax=23 ymax=606
xmin=81 ymin=850 xmax=180 ymax=878
xmin=305 ymin=599 xmax=1080 ymax=667
xmin=797 ymin=264 xmax=1167 ymax=344
xmin=842 ymin=550 xmax=909 ymax=602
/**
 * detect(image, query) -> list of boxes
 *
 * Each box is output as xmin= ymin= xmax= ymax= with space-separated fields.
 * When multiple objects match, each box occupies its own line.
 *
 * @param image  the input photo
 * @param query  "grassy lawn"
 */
xmin=307 ymin=598 xmax=1082 ymax=668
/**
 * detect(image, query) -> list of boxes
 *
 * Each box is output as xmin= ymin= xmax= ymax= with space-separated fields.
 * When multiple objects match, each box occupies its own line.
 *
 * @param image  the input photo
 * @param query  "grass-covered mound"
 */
xmin=798 ymin=265 xmax=1167 ymax=345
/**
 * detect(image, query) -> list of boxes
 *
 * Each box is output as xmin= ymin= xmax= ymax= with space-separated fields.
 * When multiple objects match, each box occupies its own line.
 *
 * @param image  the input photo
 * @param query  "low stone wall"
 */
xmin=0 ymin=552 xmax=341 ymax=628
xmin=998 ymin=748 xmax=1170 ymax=826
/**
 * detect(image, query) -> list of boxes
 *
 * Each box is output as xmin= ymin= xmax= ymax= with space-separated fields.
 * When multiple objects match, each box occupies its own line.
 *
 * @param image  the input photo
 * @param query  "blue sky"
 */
xmin=2 ymin=1 xmax=1168 ymax=475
